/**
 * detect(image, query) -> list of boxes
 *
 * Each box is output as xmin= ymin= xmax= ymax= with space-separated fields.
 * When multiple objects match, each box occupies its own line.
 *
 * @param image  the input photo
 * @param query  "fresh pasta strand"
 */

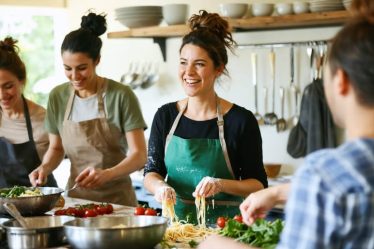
xmin=195 ymin=196 xmax=206 ymax=227
xmin=162 ymin=199 xmax=177 ymax=223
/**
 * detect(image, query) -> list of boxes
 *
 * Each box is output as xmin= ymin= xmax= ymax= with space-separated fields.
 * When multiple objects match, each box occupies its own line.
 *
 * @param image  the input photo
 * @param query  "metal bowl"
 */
xmin=2 ymin=215 xmax=75 ymax=249
xmin=64 ymin=215 xmax=168 ymax=249
xmin=0 ymin=187 xmax=64 ymax=216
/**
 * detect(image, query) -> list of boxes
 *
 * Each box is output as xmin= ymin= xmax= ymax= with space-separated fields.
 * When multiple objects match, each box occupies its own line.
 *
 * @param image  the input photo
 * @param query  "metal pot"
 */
xmin=0 ymin=217 xmax=10 ymax=241
xmin=64 ymin=215 xmax=168 ymax=249
xmin=0 ymin=187 xmax=63 ymax=216
xmin=2 ymin=215 xmax=75 ymax=249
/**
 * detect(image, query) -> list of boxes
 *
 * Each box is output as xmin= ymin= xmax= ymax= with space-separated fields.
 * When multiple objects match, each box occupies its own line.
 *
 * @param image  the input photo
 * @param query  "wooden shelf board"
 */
xmin=107 ymin=11 xmax=350 ymax=39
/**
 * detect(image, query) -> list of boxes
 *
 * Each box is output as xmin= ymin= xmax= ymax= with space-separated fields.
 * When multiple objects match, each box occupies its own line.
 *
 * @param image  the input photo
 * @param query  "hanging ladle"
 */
xmin=276 ymin=87 xmax=287 ymax=132
xmin=251 ymin=52 xmax=264 ymax=125
xmin=3 ymin=203 xmax=29 ymax=228
xmin=290 ymin=46 xmax=300 ymax=126
xmin=264 ymin=49 xmax=278 ymax=125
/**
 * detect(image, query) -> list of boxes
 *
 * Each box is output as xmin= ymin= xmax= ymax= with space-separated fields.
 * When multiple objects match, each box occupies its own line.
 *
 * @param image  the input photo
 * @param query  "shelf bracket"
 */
xmin=153 ymin=37 xmax=167 ymax=61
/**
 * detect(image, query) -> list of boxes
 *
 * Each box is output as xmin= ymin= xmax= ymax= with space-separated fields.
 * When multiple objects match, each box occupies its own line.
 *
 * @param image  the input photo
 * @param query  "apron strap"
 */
xmin=216 ymin=97 xmax=235 ymax=179
xmin=63 ymin=79 xmax=107 ymax=121
xmin=22 ymin=95 xmax=34 ymax=142
xmin=165 ymin=96 xmax=235 ymax=179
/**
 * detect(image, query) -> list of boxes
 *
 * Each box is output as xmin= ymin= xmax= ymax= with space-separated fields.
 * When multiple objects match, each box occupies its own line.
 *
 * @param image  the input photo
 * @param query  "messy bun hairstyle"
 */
xmin=180 ymin=10 xmax=236 ymax=76
xmin=0 ymin=36 xmax=26 ymax=83
xmin=61 ymin=11 xmax=107 ymax=61
xmin=327 ymin=0 xmax=374 ymax=107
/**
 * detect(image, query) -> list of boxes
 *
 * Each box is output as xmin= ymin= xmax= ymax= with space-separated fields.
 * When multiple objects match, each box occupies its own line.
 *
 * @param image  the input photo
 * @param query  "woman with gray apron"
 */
xmin=144 ymin=11 xmax=267 ymax=224
xmin=29 ymin=12 xmax=147 ymax=206
xmin=0 ymin=37 xmax=57 ymax=188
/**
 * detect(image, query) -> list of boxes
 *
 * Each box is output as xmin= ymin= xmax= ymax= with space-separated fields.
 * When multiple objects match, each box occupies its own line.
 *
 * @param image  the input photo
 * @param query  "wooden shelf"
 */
xmin=107 ymin=10 xmax=350 ymax=60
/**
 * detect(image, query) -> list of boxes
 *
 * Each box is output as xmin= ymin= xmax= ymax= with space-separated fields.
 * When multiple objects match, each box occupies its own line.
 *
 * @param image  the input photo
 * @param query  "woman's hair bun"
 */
xmin=0 ymin=36 xmax=19 ymax=53
xmin=80 ymin=11 xmax=107 ymax=36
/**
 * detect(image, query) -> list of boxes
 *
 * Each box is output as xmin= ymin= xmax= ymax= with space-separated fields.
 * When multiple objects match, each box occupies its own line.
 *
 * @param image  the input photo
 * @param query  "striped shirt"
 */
xmin=277 ymin=138 xmax=374 ymax=249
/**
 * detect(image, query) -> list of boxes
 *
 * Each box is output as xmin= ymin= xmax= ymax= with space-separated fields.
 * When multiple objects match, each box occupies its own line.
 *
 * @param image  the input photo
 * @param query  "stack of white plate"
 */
xmin=114 ymin=6 xmax=163 ymax=29
xmin=342 ymin=0 xmax=352 ymax=10
xmin=309 ymin=0 xmax=344 ymax=12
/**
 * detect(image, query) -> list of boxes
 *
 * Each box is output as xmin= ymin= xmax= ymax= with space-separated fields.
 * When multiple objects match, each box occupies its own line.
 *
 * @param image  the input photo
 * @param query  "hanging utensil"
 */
xmin=276 ymin=87 xmax=287 ymax=132
xmin=290 ymin=46 xmax=299 ymax=126
xmin=264 ymin=49 xmax=278 ymax=125
xmin=251 ymin=52 xmax=264 ymax=125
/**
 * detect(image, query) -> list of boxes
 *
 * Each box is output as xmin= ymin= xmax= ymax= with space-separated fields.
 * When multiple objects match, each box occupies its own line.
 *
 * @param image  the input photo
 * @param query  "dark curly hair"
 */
xmin=61 ymin=11 xmax=107 ymax=60
xmin=180 ymin=10 xmax=236 ymax=76
xmin=327 ymin=0 xmax=374 ymax=106
xmin=0 ymin=36 xmax=26 ymax=83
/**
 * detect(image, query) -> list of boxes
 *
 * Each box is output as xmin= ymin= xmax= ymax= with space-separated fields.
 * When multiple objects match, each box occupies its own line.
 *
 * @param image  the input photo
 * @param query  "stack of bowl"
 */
xmin=114 ymin=6 xmax=163 ymax=29
xmin=309 ymin=0 xmax=344 ymax=13
xmin=342 ymin=0 xmax=352 ymax=10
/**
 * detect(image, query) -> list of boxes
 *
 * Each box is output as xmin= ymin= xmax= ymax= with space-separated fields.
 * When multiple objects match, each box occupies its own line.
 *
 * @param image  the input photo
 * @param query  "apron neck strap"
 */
xmin=63 ymin=79 xmax=106 ymax=121
xmin=21 ymin=95 xmax=34 ymax=142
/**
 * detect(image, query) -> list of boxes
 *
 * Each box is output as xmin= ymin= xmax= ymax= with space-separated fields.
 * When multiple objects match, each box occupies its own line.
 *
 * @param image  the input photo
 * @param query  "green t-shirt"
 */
xmin=45 ymin=78 xmax=147 ymax=138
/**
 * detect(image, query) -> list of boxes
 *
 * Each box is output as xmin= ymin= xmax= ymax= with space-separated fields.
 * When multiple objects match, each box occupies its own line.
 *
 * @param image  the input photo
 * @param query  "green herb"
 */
xmin=188 ymin=239 xmax=198 ymax=248
xmin=219 ymin=219 xmax=284 ymax=249
xmin=0 ymin=186 xmax=28 ymax=198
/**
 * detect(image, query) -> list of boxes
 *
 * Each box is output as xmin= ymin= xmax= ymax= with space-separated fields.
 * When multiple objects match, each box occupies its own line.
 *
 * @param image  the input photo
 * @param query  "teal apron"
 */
xmin=164 ymin=98 xmax=242 ymax=224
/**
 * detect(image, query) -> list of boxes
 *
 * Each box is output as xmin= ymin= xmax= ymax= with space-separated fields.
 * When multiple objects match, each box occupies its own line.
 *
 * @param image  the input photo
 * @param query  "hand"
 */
xmin=29 ymin=166 xmax=48 ymax=187
xmin=75 ymin=167 xmax=111 ymax=189
xmin=198 ymin=234 xmax=254 ymax=249
xmin=240 ymin=188 xmax=278 ymax=226
xmin=155 ymin=185 xmax=176 ymax=204
xmin=193 ymin=176 xmax=223 ymax=198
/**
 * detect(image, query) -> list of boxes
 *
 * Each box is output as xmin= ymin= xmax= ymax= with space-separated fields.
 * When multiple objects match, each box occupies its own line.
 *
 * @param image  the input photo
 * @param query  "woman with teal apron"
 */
xmin=144 ymin=10 xmax=267 ymax=224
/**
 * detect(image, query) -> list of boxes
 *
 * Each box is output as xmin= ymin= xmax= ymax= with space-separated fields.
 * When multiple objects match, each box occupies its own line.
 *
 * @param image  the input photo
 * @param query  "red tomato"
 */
xmin=134 ymin=206 xmax=146 ymax=215
xmin=144 ymin=208 xmax=157 ymax=216
xmin=65 ymin=207 xmax=78 ymax=216
xmin=217 ymin=216 xmax=226 ymax=228
xmin=54 ymin=209 xmax=66 ymax=216
xmin=96 ymin=205 xmax=108 ymax=215
xmin=105 ymin=204 xmax=114 ymax=214
xmin=233 ymin=215 xmax=243 ymax=223
xmin=84 ymin=209 xmax=98 ymax=218
xmin=74 ymin=208 xmax=85 ymax=218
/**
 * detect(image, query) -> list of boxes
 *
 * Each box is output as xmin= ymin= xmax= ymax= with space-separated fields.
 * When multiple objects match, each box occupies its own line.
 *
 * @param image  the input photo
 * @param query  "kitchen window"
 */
xmin=0 ymin=5 xmax=67 ymax=107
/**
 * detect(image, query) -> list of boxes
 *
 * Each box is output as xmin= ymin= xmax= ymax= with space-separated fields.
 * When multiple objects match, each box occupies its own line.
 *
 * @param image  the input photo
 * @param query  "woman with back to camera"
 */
xmin=29 ymin=11 xmax=147 ymax=206
xmin=0 ymin=37 xmax=57 ymax=188
xmin=144 ymin=10 xmax=267 ymax=224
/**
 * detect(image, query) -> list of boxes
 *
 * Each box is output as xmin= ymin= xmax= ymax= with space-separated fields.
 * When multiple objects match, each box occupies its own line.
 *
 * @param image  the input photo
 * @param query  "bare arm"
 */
xmin=29 ymin=133 xmax=65 ymax=186
xmin=198 ymin=235 xmax=258 ymax=249
xmin=76 ymin=128 xmax=147 ymax=188
xmin=240 ymin=183 xmax=290 ymax=225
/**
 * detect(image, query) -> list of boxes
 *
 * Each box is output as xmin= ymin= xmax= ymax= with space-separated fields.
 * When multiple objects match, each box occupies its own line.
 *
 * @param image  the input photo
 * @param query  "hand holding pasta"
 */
xmin=193 ymin=177 xmax=223 ymax=198
xmin=155 ymin=185 xmax=176 ymax=204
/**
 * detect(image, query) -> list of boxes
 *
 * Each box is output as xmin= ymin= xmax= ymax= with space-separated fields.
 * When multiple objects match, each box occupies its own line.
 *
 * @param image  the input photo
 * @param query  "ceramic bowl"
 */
xmin=276 ymin=3 xmax=293 ymax=15
xmin=162 ymin=4 xmax=189 ymax=25
xmin=293 ymin=1 xmax=310 ymax=14
xmin=219 ymin=3 xmax=249 ymax=18
xmin=252 ymin=3 xmax=274 ymax=17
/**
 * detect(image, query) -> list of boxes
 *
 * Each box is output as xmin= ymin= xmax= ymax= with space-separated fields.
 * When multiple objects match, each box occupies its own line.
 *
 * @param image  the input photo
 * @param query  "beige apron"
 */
xmin=60 ymin=82 xmax=137 ymax=206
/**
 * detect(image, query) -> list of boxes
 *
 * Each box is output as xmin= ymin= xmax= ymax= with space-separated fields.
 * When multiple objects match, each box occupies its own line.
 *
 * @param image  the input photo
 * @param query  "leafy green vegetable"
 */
xmin=219 ymin=219 xmax=284 ymax=249
xmin=0 ymin=186 xmax=41 ymax=198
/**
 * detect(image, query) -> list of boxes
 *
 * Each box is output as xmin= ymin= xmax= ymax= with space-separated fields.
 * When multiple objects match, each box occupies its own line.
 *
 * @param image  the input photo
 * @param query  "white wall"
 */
xmin=65 ymin=0 xmax=342 ymax=174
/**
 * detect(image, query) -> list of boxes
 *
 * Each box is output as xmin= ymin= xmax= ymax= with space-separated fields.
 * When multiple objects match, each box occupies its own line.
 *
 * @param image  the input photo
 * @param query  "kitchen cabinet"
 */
xmin=107 ymin=10 xmax=350 ymax=61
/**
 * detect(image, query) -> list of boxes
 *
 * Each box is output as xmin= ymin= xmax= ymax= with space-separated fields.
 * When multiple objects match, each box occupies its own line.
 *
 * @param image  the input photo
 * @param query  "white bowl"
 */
xmin=162 ymin=4 xmax=189 ymax=25
xmin=252 ymin=3 xmax=274 ymax=17
xmin=116 ymin=16 xmax=163 ymax=28
xmin=219 ymin=3 xmax=249 ymax=18
xmin=292 ymin=1 xmax=310 ymax=14
xmin=276 ymin=3 xmax=293 ymax=15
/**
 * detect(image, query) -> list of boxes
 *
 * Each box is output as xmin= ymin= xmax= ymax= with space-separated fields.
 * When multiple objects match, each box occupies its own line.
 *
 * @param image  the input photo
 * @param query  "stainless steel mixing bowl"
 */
xmin=64 ymin=215 xmax=168 ymax=249
xmin=0 ymin=187 xmax=64 ymax=216
xmin=2 ymin=215 xmax=75 ymax=249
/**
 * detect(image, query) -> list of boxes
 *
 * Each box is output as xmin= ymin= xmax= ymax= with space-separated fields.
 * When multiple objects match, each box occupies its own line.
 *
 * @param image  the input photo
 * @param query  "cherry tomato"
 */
xmin=217 ymin=216 xmax=226 ymax=228
xmin=233 ymin=215 xmax=243 ymax=223
xmin=96 ymin=205 xmax=108 ymax=215
xmin=54 ymin=209 xmax=66 ymax=216
xmin=65 ymin=207 xmax=78 ymax=216
xmin=74 ymin=208 xmax=85 ymax=218
xmin=144 ymin=208 xmax=157 ymax=216
xmin=105 ymin=204 xmax=114 ymax=214
xmin=134 ymin=206 xmax=146 ymax=215
xmin=84 ymin=209 xmax=98 ymax=218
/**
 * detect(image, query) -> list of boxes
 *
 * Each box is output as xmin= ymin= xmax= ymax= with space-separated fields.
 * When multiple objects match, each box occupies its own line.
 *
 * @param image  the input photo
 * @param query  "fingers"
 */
xmin=75 ymin=167 xmax=101 ymax=188
xmin=29 ymin=168 xmax=46 ymax=187
xmin=193 ymin=177 xmax=222 ymax=198
xmin=155 ymin=186 xmax=176 ymax=204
